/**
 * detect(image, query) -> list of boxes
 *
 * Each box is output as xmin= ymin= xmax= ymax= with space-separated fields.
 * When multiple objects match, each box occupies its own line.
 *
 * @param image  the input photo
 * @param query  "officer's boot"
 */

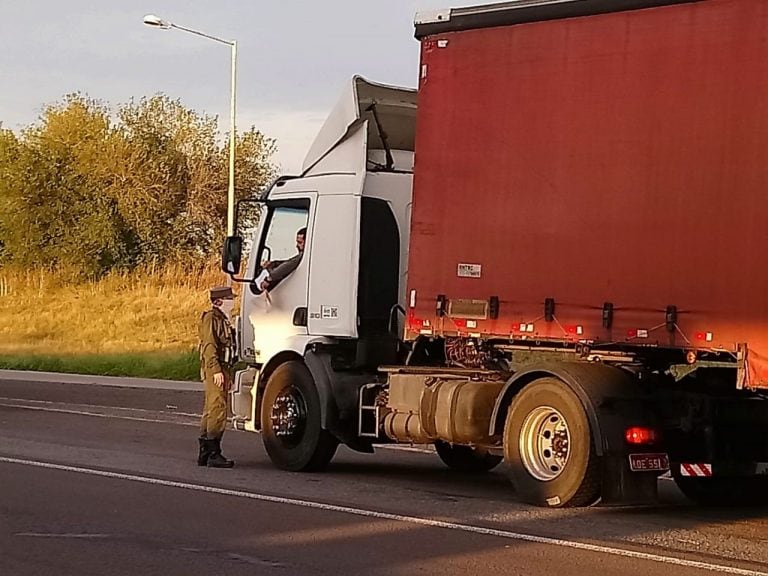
xmin=206 ymin=438 xmax=235 ymax=468
xmin=197 ymin=435 xmax=212 ymax=466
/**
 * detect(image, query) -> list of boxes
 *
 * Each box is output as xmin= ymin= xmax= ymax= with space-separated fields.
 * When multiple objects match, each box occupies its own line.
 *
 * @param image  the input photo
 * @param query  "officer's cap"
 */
xmin=209 ymin=286 xmax=234 ymax=301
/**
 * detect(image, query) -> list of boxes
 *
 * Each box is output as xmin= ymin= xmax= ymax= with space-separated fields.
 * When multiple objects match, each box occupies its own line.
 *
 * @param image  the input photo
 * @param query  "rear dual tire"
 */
xmin=504 ymin=378 xmax=601 ymax=508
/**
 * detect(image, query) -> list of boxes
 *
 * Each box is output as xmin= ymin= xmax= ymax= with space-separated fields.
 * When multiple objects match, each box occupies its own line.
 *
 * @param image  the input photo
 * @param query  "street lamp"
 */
xmin=143 ymin=14 xmax=238 ymax=239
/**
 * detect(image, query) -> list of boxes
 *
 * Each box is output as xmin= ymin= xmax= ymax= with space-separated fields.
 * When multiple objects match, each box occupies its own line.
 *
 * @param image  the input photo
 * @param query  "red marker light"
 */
xmin=625 ymin=426 xmax=659 ymax=445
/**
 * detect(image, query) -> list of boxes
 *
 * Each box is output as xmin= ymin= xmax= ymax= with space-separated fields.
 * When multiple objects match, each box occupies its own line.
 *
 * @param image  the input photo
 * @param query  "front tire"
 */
xmin=504 ymin=377 xmax=601 ymax=507
xmin=435 ymin=440 xmax=502 ymax=473
xmin=261 ymin=360 xmax=338 ymax=472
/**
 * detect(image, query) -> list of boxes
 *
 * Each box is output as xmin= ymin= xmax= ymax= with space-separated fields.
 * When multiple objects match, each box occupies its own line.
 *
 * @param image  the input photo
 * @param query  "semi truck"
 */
xmin=221 ymin=0 xmax=768 ymax=507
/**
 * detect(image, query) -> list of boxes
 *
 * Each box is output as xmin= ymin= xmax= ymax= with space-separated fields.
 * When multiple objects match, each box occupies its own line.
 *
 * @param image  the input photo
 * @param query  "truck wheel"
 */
xmin=504 ymin=377 xmax=601 ymax=507
xmin=434 ymin=440 xmax=502 ymax=473
xmin=672 ymin=472 xmax=768 ymax=506
xmin=261 ymin=360 xmax=338 ymax=472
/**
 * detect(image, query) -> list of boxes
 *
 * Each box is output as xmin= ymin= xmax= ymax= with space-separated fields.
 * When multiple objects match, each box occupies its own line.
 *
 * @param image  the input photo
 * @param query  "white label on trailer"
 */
xmin=457 ymin=263 xmax=482 ymax=278
xmin=466 ymin=320 xmax=477 ymax=329
xmin=637 ymin=329 xmax=649 ymax=338
xmin=437 ymin=39 xmax=449 ymax=48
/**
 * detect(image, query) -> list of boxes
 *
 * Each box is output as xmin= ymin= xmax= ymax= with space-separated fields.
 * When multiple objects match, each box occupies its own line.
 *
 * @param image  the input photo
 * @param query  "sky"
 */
xmin=0 ymin=0 xmax=486 ymax=174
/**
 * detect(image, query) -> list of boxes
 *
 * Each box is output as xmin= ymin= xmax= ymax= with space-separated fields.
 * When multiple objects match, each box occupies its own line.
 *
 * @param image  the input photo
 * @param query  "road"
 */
xmin=1 ymin=377 xmax=768 ymax=576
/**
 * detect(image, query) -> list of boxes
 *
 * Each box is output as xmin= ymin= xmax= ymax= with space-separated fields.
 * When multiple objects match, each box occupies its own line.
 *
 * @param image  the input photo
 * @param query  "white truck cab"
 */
xmin=224 ymin=77 xmax=417 ymax=440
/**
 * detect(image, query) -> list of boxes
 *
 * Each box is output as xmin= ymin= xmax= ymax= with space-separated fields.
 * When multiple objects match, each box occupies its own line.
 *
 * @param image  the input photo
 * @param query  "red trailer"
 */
xmin=399 ymin=0 xmax=768 ymax=506
xmin=410 ymin=0 xmax=768 ymax=390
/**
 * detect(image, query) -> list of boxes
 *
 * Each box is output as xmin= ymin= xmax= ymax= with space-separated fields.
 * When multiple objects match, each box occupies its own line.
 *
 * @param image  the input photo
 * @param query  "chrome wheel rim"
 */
xmin=519 ymin=405 xmax=571 ymax=481
xmin=270 ymin=386 xmax=307 ymax=447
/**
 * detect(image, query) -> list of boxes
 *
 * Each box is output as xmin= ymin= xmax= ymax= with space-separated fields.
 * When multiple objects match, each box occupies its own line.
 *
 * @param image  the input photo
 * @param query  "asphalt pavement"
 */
xmin=2 ymin=373 xmax=768 ymax=576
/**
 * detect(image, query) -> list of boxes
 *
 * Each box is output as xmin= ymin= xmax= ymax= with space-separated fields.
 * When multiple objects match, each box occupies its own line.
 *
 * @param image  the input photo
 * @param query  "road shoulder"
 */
xmin=0 ymin=369 xmax=200 ymax=391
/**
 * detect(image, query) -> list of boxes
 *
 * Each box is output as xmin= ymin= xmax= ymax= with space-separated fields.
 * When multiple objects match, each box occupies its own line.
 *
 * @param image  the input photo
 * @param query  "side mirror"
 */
xmin=222 ymin=236 xmax=243 ymax=275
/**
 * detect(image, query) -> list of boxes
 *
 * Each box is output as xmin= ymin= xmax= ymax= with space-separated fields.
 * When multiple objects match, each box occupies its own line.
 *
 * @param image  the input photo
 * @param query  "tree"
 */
xmin=114 ymin=95 xmax=276 ymax=260
xmin=0 ymin=93 xmax=277 ymax=276
xmin=0 ymin=127 xmax=20 ymax=262
xmin=0 ymin=94 xmax=132 ymax=275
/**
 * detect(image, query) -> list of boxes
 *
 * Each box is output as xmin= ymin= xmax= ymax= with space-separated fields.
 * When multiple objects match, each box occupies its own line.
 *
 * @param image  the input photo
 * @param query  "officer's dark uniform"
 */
xmin=198 ymin=285 xmax=236 ymax=468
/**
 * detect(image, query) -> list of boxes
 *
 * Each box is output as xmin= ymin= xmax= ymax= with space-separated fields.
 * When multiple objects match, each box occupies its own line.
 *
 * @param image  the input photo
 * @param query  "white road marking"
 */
xmin=0 ymin=402 xmax=198 ymax=427
xmin=0 ymin=396 xmax=200 ymax=418
xmin=15 ymin=532 xmax=112 ymax=539
xmin=1 ymin=456 xmax=765 ymax=576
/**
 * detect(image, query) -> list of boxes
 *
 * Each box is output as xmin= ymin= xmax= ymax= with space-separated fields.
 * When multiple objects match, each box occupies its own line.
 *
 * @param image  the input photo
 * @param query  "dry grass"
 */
xmin=0 ymin=261 xmax=229 ymax=359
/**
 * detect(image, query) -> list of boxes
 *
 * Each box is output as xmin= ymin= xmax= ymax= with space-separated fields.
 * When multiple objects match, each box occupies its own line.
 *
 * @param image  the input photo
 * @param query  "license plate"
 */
xmin=629 ymin=453 xmax=670 ymax=472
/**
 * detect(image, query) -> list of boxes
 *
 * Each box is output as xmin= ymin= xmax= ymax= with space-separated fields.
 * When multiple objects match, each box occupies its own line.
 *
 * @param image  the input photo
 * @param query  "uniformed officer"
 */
xmin=198 ymin=285 xmax=236 ymax=468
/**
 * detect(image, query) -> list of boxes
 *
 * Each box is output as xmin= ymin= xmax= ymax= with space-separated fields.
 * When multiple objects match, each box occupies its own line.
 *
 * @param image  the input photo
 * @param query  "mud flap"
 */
xmin=600 ymin=454 xmax=660 ymax=506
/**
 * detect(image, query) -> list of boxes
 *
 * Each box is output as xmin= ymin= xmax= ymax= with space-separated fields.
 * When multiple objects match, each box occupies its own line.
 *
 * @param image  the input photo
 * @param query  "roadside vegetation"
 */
xmin=0 ymin=94 xmax=272 ymax=379
xmin=0 ymin=261 xmax=225 ymax=380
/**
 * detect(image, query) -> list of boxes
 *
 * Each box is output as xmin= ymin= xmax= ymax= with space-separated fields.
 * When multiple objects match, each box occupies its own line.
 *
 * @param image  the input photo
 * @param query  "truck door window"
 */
xmin=261 ymin=206 xmax=309 ymax=266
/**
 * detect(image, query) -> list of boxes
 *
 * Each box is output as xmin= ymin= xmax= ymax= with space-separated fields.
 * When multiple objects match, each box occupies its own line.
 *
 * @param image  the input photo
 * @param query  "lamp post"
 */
xmin=143 ymin=14 xmax=237 ymax=239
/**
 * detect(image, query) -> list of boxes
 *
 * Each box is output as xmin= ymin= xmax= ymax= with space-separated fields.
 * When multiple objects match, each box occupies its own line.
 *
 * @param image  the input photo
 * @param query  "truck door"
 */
xmin=307 ymin=194 xmax=360 ymax=337
xmin=241 ymin=196 xmax=314 ymax=364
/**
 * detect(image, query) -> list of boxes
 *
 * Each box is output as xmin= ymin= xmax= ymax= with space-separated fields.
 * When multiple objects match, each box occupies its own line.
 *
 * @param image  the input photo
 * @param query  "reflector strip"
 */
xmin=680 ymin=463 xmax=713 ymax=477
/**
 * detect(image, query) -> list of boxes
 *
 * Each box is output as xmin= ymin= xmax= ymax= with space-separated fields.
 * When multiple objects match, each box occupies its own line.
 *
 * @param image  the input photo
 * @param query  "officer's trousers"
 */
xmin=200 ymin=369 xmax=229 ymax=438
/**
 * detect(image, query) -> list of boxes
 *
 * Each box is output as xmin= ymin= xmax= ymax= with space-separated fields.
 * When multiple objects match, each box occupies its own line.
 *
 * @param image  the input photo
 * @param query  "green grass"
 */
xmin=0 ymin=349 xmax=200 ymax=381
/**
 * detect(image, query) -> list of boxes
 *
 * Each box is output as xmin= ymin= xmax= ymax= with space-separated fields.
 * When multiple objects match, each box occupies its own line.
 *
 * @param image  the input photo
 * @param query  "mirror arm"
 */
xmin=227 ymin=273 xmax=254 ymax=284
xmin=227 ymin=271 xmax=259 ymax=284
